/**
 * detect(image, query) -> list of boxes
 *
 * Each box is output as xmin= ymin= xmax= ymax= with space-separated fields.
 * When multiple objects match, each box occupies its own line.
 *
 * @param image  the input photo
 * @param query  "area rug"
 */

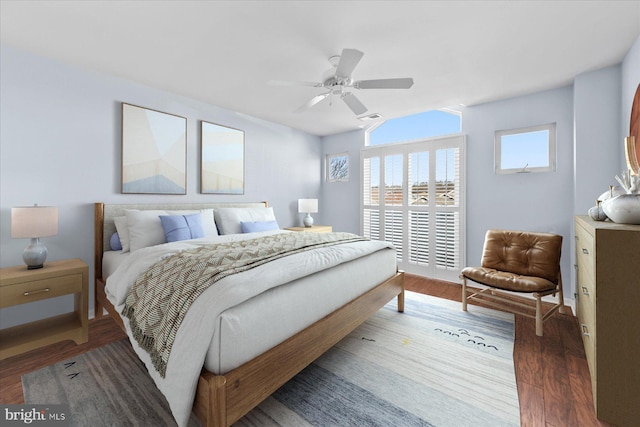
xmin=23 ymin=291 xmax=520 ymax=426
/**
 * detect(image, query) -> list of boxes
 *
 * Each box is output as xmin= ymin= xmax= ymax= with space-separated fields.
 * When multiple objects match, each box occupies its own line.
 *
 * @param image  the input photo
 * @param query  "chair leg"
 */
xmin=535 ymin=293 xmax=543 ymax=337
xmin=461 ymin=276 xmax=468 ymax=311
xmin=557 ymin=272 xmax=567 ymax=315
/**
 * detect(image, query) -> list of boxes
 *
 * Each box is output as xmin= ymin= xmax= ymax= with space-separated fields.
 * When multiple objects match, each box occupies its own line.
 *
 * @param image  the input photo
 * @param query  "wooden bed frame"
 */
xmin=94 ymin=202 xmax=404 ymax=427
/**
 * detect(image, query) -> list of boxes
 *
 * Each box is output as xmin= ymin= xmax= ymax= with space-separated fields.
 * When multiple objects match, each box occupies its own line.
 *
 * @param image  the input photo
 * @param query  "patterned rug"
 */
xmin=22 ymin=291 xmax=520 ymax=426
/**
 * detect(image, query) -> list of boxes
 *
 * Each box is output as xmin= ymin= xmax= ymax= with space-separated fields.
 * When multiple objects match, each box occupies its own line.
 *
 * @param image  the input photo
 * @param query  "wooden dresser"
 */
xmin=574 ymin=216 xmax=640 ymax=426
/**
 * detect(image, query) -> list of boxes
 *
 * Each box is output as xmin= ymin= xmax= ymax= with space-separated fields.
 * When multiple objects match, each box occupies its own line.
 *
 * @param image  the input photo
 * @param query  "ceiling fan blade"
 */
xmin=295 ymin=93 xmax=330 ymax=113
xmin=341 ymin=92 xmax=368 ymax=115
xmin=335 ymin=48 xmax=364 ymax=78
xmin=354 ymin=78 xmax=414 ymax=89
xmin=268 ymin=80 xmax=323 ymax=87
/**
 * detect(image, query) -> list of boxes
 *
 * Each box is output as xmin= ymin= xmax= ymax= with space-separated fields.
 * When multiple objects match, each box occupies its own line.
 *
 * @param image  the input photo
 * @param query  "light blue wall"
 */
xmin=323 ymin=86 xmax=575 ymax=298
xmin=321 ymin=129 xmax=366 ymax=233
xmin=463 ymin=86 xmax=574 ymax=277
xmin=322 ymin=34 xmax=640 ymax=305
xmin=574 ymin=66 xmax=622 ymax=216
xmin=0 ymin=45 xmax=322 ymax=326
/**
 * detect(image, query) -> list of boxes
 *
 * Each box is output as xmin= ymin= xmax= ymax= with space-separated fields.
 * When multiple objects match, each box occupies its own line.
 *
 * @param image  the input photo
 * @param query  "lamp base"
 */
xmin=23 ymin=237 xmax=47 ymax=269
xmin=303 ymin=213 xmax=314 ymax=227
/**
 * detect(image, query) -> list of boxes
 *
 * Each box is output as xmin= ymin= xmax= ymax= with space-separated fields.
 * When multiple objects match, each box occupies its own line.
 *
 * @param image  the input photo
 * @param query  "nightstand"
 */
xmin=0 ymin=258 xmax=88 ymax=360
xmin=284 ymin=225 xmax=333 ymax=233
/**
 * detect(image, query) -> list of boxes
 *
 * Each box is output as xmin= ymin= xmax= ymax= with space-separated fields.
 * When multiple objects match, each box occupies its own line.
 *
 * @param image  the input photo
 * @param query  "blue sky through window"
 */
xmin=500 ymin=130 xmax=549 ymax=169
xmin=369 ymin=110 xmax=460 ymax=184
xmin=369 ymin=110 xmax=461 ymax=146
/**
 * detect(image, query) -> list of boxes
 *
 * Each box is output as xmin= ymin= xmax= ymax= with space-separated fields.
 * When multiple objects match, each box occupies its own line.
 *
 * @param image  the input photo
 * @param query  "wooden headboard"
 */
xmin=94 ymin=201 xmax=268 ymax=283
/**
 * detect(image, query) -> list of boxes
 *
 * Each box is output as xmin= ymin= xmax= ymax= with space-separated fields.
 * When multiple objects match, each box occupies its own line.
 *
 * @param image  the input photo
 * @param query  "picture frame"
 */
xmin=200 ymin=120 xmax=245 ymax=194
xmin=327 ymin=152 xmax=349 ymax=182
xmin=121 ymin=103 xmax=187 ymax=194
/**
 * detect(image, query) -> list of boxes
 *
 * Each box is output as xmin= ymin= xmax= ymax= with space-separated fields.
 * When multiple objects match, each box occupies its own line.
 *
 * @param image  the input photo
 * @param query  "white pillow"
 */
xmin=113 ymin=216 xmax=130 ymax=252
xmin=125 ymin=209 xmax=168 ymax=252
xmin=166 ymin=209 xmax=218 ymax=238
xmin=214 ymin=207 xmax=276 ymax=235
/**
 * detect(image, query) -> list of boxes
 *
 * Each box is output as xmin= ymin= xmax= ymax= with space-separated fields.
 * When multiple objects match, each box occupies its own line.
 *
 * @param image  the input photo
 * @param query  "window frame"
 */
xmin=494 ymin=123 xmax=556 ymax=174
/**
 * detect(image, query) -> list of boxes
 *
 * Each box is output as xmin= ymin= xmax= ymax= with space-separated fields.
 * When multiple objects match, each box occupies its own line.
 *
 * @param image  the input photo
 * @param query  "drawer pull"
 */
xmin=582 ymin=287 xmax=590 ymax=296
xmin=581 ymin=324 xmax=590 ymax=337
xmin=23 ymin=288 xmax=50 ymax=296
xmin=581 ymin=248 xmax=589 ymax=255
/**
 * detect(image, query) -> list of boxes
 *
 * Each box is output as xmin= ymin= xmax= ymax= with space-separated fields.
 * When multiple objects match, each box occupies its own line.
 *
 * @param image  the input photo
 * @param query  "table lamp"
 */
xmin=298 ymin=199 xmax=318 ymax=227
xmin=11 ymin=204 xmax=58 ymax=269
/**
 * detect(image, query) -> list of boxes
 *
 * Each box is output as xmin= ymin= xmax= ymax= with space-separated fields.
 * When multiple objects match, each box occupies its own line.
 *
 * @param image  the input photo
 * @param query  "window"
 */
xmin=327 ymin=153 xmax=349 ymax=182
xmin=495 ymin=123 xmax=556 ymax=174
xmin=368 ymin=109 xmax=461 ymax=146
xmin=361 ymin=135 xmax=465 ymax=282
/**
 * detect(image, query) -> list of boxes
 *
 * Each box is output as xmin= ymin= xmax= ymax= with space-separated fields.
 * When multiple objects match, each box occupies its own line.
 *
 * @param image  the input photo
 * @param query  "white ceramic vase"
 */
xmin=601 ymin=194 xmax=640 ymax=224
xmin=588 ymin=204 xmax=607 ymax=221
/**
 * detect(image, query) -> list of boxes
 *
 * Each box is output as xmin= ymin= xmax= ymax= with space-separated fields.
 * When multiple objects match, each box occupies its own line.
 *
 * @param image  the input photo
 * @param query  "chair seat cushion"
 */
xmin=461 ymin=266 xmax=557 ymax=293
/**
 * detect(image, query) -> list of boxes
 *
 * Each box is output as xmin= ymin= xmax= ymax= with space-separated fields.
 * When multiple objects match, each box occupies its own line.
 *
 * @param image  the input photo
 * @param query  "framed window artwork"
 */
xmin=201 ymin=121 xmax=245 ymax=194
xmin=327 ymin=152 xmax=349 ymax=182
xmin=121 ymin=103 xmax=187 ymax=194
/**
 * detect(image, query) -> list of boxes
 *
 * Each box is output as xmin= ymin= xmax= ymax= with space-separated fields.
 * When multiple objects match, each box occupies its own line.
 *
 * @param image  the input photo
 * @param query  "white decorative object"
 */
xmin=600 ymin=170 xmax=640 ymax=224
xmin=602 ymin=194 xmax=640 ymax=224
xmin=597 ymin=186 xmax=625 ymax=203
xmin=588 ymin=202 xmax=607 ymax=221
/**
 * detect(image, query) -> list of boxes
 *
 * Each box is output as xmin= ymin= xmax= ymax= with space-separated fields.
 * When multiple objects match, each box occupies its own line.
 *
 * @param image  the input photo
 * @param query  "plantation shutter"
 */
xmin=361 ymin=135 xmax=465 ymax=282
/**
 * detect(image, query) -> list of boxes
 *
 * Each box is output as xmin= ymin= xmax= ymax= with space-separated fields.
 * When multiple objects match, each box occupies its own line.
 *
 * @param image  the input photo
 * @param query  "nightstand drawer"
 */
xmin=0 ymin=274 xmax=83 ymax=308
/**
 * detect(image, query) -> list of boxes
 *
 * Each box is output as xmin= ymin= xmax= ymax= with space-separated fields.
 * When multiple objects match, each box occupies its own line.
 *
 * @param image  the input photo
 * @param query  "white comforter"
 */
xmin=105 ymin=230 xmax=394 ymax=426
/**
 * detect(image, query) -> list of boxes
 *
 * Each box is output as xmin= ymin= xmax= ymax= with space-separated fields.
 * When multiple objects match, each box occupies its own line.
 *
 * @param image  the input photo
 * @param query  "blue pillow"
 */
xmin=240 ymin=220 xmax=280 ymax=233
xmin=110 ymin=232 xmax=122 ymax=251
xmin=159 ymin=214 xmax=205 ymax=242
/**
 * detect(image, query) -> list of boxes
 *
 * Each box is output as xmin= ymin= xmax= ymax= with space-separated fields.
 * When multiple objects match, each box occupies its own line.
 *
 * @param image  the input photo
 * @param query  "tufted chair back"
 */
xmin=480 ymin=229 xmax=562 ymax=285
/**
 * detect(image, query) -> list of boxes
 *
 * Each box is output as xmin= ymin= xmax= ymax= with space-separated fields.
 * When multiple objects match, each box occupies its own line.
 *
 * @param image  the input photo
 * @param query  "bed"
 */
xmin=94 ymin=201 xmax=404 ymax=427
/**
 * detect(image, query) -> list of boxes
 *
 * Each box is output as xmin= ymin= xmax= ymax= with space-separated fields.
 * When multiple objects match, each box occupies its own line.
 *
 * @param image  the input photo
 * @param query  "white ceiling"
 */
xmin=1 ymin=1 xmax=639 ymax=136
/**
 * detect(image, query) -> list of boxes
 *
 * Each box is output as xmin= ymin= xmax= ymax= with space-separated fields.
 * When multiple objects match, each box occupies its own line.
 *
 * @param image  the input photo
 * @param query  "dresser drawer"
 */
xmin=577 ymin=291 xmax=595 ymax=337
xmin=576 ymin=280 xmax=596 ymax=374
xmin=0 ymin=273 xmax=83 ymax=308
xmin=575 ymin=224 xmax=595 ymax=279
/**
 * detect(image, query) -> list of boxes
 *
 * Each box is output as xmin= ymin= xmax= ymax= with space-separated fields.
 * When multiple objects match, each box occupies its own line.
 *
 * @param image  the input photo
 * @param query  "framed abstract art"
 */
xmin=121 ymin=103 xmax=187 ymax=194
xmin=200 ymin=120 xmax=245 ymax=194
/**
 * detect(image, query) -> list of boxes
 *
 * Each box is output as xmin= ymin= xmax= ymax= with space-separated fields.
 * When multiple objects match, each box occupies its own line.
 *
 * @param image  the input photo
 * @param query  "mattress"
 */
xmin=208 ymin=246 xmax=396 ymax=373
xmin=102 ymin=250 xmax=129 ymax=278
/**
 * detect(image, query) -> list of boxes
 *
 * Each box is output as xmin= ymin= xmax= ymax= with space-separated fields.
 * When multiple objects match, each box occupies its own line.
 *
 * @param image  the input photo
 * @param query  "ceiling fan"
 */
xmin=269 ymin=48 xmax=414 ymax=116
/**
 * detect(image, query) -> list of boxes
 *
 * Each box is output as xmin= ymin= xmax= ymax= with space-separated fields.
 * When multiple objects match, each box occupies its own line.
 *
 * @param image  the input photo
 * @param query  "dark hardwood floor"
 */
xmin=0 ymin=274 xmax=609 ymax=426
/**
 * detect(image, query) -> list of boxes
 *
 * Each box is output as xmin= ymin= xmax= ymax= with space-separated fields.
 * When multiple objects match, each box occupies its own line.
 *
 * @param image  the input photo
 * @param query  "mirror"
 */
xmin=628 ymin=83 xmax=640 ymax=176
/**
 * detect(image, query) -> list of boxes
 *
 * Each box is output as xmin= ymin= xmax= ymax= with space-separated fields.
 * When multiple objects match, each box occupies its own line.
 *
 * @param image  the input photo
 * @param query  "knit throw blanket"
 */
xmin=122 ymin=232 xmax=367 ymax=377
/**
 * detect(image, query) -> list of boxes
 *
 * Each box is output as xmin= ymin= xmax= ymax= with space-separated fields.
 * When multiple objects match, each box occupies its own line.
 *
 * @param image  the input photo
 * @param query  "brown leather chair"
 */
xmin=460 ymin=229 xmax=566 ymax=336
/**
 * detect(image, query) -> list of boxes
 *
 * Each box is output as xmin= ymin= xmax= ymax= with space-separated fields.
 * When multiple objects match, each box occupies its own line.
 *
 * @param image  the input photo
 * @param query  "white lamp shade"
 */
xmin=11 ymin=206 xmax=58 ymax=238
xmin=298 ymin=199 xmax=318 ymax=213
